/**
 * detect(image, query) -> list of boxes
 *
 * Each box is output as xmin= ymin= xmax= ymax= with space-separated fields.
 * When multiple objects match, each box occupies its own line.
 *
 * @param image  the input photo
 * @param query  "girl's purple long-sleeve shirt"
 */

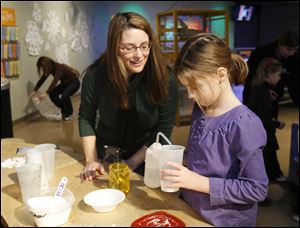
xmin=182 ymin=104 xmax=268 ymax=227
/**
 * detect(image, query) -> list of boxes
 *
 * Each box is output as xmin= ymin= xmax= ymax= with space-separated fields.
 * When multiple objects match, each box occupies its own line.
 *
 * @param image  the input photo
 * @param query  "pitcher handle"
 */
xmin=156 ymin=132 xmax=172 ymax=145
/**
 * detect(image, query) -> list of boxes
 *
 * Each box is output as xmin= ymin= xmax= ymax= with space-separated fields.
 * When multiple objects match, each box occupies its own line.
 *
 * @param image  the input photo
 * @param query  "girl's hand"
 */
xmin=80 ymin=161 xmax=105 ymax=181
xmin=160 ymin=161 xmax=210 ymax=194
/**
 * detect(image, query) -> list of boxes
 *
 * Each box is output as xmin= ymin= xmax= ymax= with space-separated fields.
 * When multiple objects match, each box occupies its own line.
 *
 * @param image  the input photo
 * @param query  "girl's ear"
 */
xmin=216 ymin=67 xmax=228 ymax=84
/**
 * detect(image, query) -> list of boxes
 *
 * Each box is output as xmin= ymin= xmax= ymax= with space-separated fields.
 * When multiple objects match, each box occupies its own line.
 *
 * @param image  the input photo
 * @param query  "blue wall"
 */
xmin=234 ymin=2 xmax=299 ymax=48
xmin=82 ymin=1 xmax=235 ymax=61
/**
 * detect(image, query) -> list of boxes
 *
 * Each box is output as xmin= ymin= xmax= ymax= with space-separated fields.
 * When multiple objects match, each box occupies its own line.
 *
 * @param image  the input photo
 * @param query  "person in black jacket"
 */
xmin=244 ymin=29 xmax=299 ymax=118
xmin=79 ymin=12 xmax=178 ymax=180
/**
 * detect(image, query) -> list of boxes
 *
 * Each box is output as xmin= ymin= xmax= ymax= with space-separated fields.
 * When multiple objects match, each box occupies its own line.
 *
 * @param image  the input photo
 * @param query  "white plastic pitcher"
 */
xmin=144 ymin=132 xmax=172 ymax=188
xmin=34 ymin=144 xmax=56 ymax=180
xmin=25 ymin=148 xmax=49 ymax=191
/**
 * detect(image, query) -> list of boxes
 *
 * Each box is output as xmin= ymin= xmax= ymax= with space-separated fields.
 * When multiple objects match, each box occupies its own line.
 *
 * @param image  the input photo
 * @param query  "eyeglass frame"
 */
xmin=119 ymin=41 xmax=152 ymax=54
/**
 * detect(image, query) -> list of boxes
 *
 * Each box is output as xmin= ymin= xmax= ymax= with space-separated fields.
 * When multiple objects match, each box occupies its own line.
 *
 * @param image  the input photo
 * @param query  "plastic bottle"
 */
xmin=108 ymin=148 xmax=130 ymax=195
xmin=144 ymin=132 xmax=172 ymax=188
xmin=144 ymin=142 xmax=162 ymax=188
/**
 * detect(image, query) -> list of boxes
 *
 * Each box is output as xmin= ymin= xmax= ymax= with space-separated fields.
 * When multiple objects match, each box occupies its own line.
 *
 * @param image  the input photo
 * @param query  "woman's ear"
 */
xmin=216 ymin=67 xmax=228 ymax=84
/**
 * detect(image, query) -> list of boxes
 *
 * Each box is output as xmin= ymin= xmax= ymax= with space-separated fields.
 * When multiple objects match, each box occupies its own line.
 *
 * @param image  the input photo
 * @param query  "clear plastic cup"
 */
xmin=25 ymin=148 xmax=49 ymax=191
xmin=16 ymin=163 xmax=41 ymax=207
xmin=34 ymin=144 xmax=56 ymax=180
xmin=158 ymin=145 xmax=185 ymax=192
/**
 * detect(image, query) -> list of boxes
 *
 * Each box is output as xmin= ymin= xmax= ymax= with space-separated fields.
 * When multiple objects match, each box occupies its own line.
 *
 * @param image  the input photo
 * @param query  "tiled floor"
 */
xmin=12 ymin=95 xmax=299 ymax=227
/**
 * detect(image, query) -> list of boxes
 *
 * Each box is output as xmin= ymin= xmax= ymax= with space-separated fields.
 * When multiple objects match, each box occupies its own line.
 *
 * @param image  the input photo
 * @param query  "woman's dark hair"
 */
xmin=36 ymin=56 xmax=55 ymax=77
xmin=278 ymin=29 xmax=299 ymax=48
xmin=85 ymin=12 xmax=168 ymax=109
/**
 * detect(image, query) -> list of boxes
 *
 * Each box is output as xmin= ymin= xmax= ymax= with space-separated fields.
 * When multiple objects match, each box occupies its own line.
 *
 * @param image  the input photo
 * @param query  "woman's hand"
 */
xmin=29 ymin=91 xmax=36 ymax=97
xmin=80 ymin=161 xmax=105 ymax=181
xmin=36 ymin=92 xmax=47 ymax=99
xmin=160 ymin=161 xmax=210 ymax=194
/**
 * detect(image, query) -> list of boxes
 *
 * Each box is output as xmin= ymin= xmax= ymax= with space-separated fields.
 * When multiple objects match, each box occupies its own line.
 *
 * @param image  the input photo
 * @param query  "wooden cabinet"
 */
xmin=156 ymin=9 xmax=229 ymax=126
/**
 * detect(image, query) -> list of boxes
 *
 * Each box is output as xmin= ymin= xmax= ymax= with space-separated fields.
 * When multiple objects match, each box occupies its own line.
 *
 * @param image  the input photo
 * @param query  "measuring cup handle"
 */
xmin=156 ymin=132 xmax=172 ymax=145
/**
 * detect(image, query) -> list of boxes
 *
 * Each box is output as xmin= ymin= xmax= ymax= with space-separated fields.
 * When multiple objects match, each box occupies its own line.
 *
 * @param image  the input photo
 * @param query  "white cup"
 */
xmin=158 ymin=145 xmax=185 ymax=192
xmin=26 ymin=148 xmax=49 ymax=191
xmin=16 ymin=163 xmax=42 ymax=207
xmin=34 ymin=144 xmax=56 ymax=180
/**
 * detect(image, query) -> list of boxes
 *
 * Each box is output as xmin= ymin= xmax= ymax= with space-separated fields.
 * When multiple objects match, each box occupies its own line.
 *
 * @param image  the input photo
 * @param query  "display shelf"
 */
xmin=1 ymin=7 xmax=21 ymax=79
xmin=157 ymin=9 xmax=229 ymax=126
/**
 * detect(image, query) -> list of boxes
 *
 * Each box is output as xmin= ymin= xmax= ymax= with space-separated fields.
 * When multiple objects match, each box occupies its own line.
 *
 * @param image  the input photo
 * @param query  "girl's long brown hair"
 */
xmin=86 ymin=12 xmax=168 ymax=109
xmin=174 ymin=33 xmax=232 ymax=84
xmin=174 ymin=33 xmax=249 ymax=90
xmin=230 ymin=53 xmax=249 ymax=85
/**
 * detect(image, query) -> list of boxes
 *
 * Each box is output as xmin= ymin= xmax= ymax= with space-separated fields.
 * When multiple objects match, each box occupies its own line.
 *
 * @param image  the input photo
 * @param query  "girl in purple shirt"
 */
xmin=161 ymin=33 xmax=269 ymax=227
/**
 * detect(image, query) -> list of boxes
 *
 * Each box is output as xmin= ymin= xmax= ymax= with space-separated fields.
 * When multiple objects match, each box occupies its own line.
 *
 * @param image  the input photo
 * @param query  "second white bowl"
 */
xmin=84 ymin=189 xmax=125 ymax=212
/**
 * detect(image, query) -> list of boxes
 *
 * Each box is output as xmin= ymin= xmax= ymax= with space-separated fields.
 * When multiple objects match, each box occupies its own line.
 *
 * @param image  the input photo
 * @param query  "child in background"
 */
xmin=230 ymin=53 xmax=248 ymax=103
xmin=161 ymin=33 xmax=269 ymax=227
xmin=248 ymin=57 xmax=286 ymax=183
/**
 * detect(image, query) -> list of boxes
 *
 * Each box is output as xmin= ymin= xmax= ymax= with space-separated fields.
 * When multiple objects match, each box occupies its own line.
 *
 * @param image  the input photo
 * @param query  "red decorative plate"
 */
xmin=131 ymin=211 xmax=186 ymax=227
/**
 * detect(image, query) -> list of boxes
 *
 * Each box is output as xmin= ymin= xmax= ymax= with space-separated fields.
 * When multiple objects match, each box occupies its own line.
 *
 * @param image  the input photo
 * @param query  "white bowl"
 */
xmin=27 ymin=187 xmax=75 ymax=227
xmin=84 ymin=189 xmax=125 ymax=212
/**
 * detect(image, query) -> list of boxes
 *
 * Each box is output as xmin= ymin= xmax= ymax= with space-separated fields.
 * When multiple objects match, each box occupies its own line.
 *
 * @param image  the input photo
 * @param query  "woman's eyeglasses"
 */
xmin=119 ymin=41 xmax=152 ymax=54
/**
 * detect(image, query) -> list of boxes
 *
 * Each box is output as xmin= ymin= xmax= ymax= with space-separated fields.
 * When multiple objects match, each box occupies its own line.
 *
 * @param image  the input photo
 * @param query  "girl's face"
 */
xmin=266 ymin=71 xmax=281 ymax=87
xmin=179 ymin=73 xmax=222 ymax=110
xmin=118 ymin=28 xmax=151 ymax=76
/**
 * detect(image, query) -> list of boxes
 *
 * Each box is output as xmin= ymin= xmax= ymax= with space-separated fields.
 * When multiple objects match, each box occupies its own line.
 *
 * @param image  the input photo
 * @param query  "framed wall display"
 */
xmin=1 ymin=7 xmax=21 ymax=78
xmin=157 ymin=9 xmax=229 ymax=126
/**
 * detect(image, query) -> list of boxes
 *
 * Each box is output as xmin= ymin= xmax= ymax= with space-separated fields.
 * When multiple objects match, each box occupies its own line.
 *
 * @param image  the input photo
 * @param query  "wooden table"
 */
xmin=1 ymin=139 xmax=213 ymax=227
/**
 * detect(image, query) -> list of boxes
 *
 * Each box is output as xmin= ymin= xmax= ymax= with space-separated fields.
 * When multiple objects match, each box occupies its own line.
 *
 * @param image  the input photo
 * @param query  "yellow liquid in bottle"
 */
xmin=109 ymin=162 xmax=130 ymax=195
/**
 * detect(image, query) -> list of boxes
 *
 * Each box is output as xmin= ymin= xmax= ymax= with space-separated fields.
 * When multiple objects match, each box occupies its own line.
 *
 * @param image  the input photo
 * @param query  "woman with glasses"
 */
xmin=79 ymin=12 xmax=178 ymax=180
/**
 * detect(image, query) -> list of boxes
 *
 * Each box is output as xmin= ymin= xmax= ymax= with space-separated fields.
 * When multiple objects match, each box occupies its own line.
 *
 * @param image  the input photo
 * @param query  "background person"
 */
xmin=248 ymin=58 xmax=286 ymax=181
xmin=243 ymin=29 xmax=299 ymax=116
xmin=30 ymin=56 xmax=80 ymax=120
xmin=78 ymin=12 xmax=178 ymax=180
xmin=248 ymin=57 xmax=286 ymax=206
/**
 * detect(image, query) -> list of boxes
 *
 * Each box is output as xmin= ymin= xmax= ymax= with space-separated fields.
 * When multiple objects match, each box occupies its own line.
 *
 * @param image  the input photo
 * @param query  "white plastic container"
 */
xmin=33 ymin=144 xmax=56 ymax=180
xmin=27 ymin=187 xmax=75 ymax=227
xmin=25 ymin=148 xmax=49 ymax=191
xmin=144 ymin=132 xmax=171 ymax=188
xmin=16 ymin=163 xmax=41 ymax=208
